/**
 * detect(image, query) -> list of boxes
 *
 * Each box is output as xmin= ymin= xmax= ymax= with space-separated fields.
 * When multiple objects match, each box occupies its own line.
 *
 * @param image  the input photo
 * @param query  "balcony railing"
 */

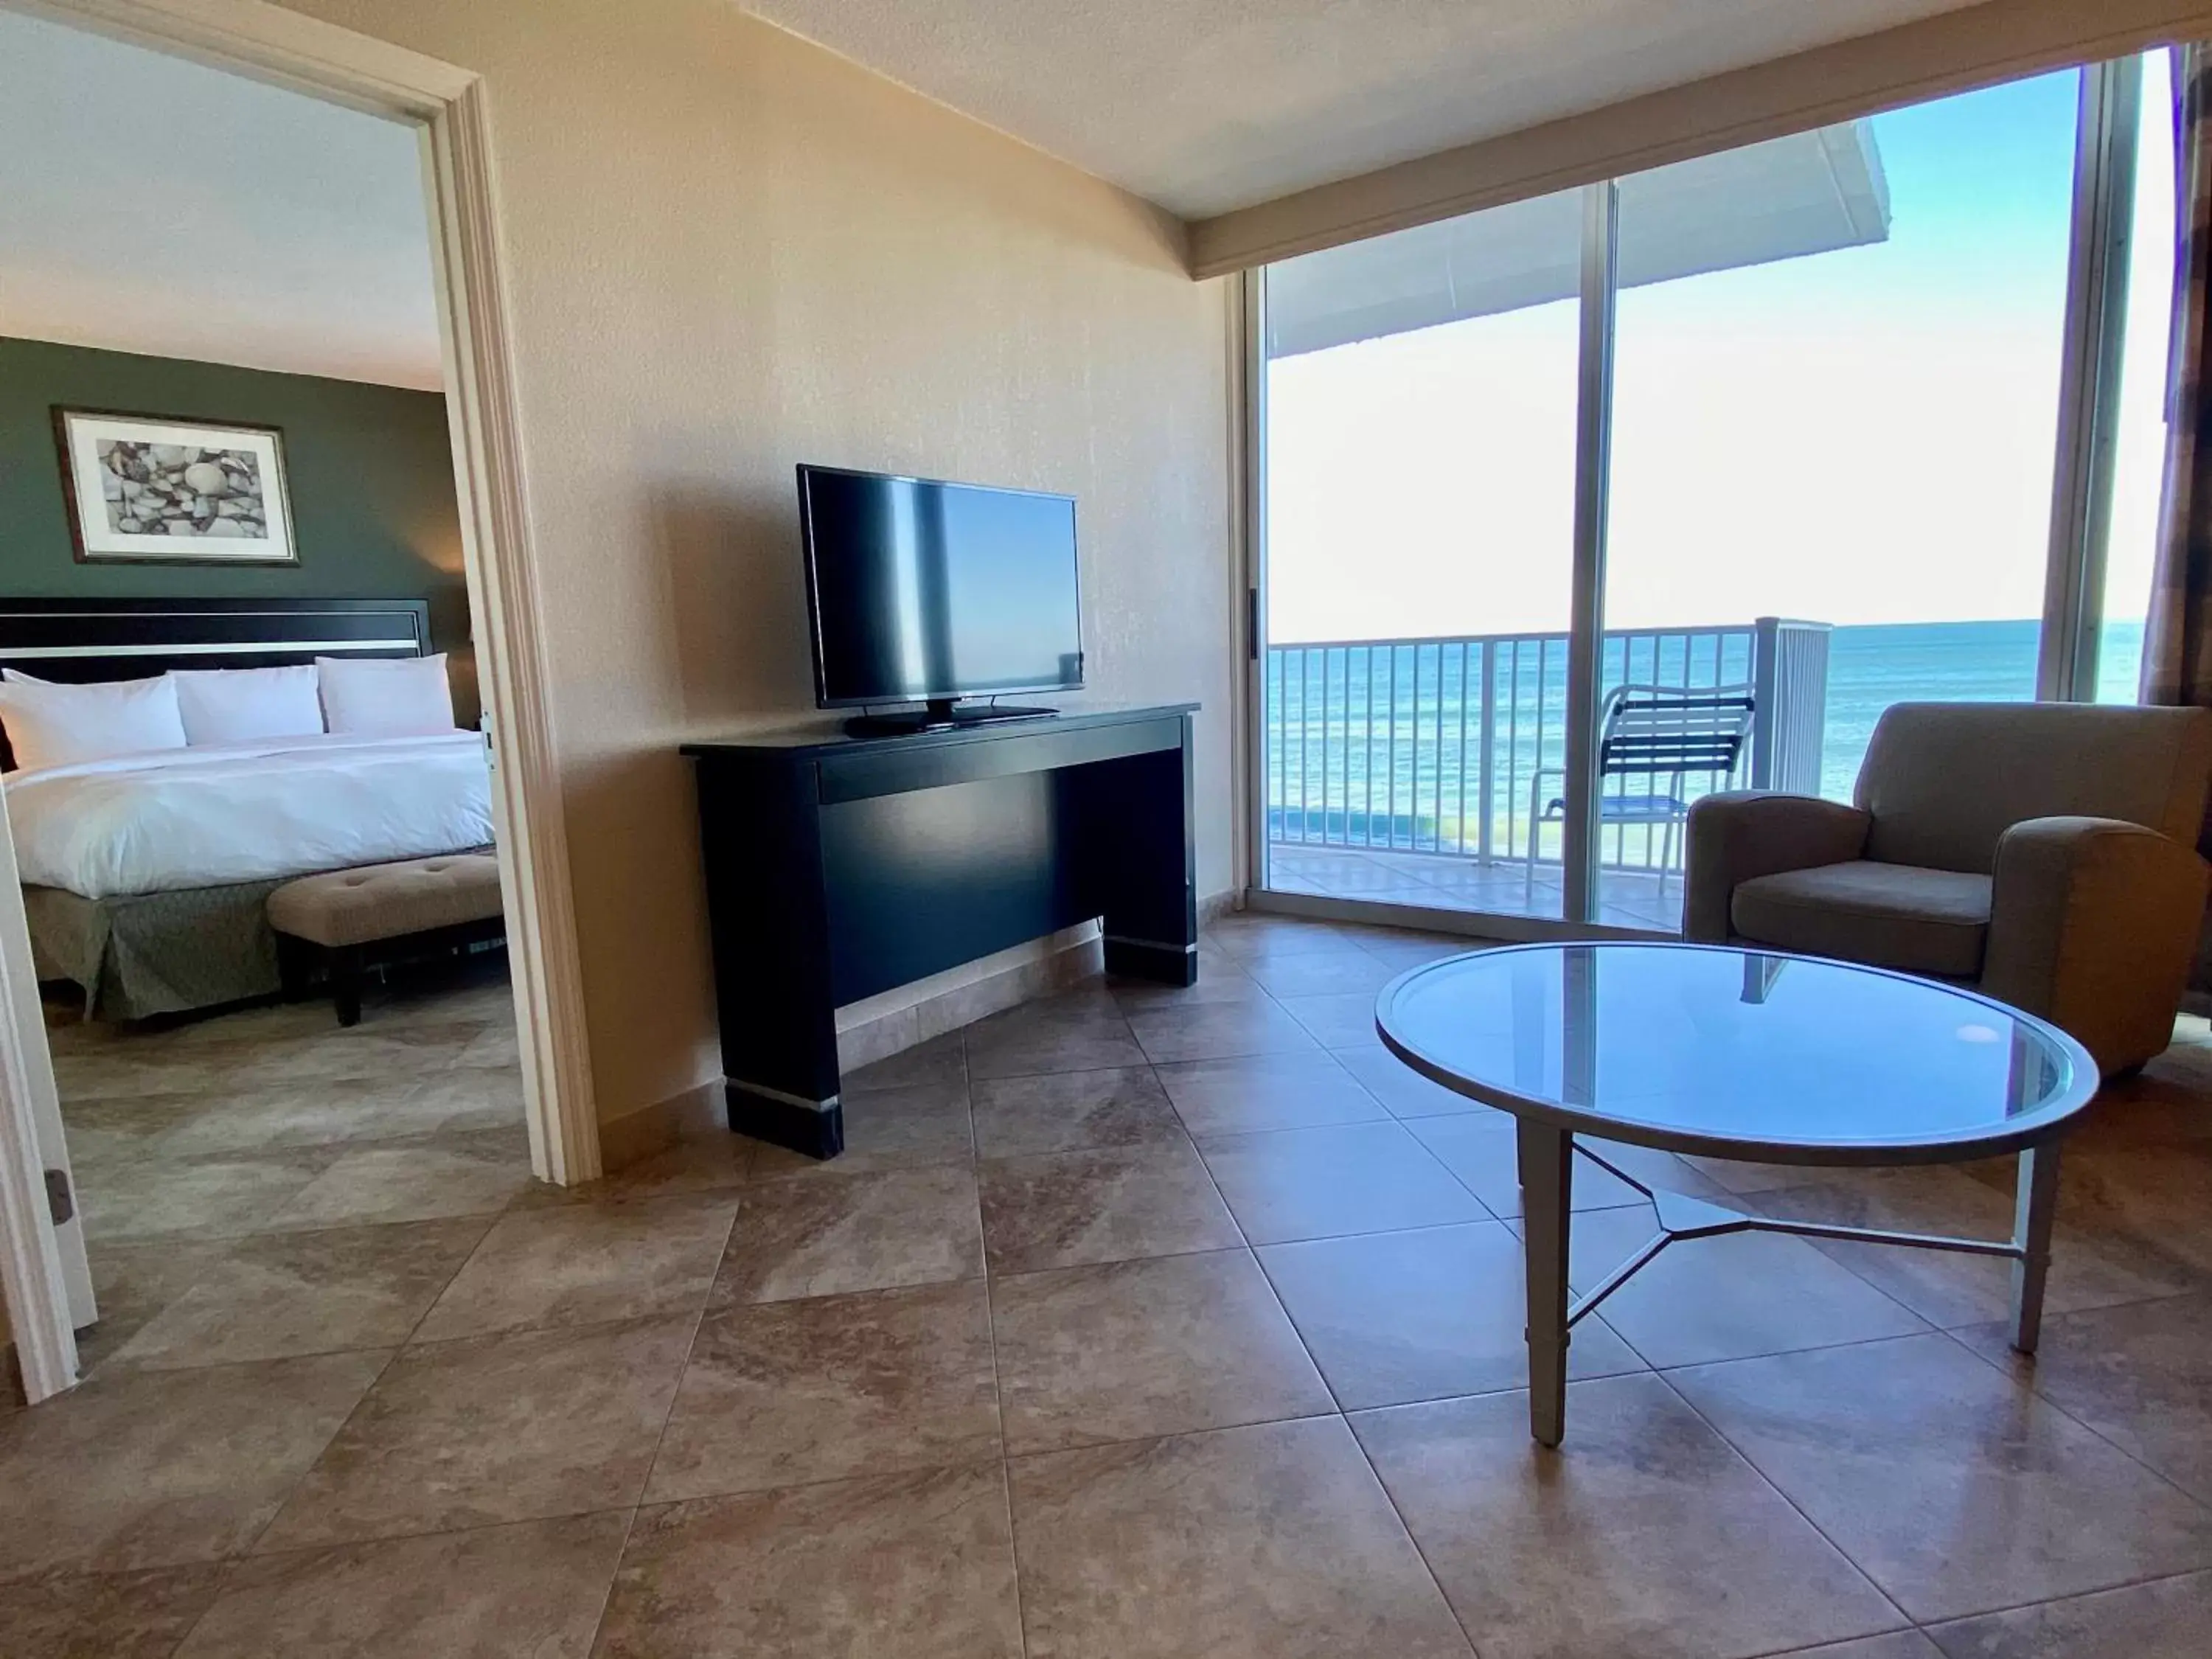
xmin=1264 ymin=617 xmax=1831 ymax=877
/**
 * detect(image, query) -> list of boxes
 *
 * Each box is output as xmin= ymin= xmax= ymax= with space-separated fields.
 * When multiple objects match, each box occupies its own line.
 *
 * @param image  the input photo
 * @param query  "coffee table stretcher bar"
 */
xmin=1515 ymin=1131 xmax=2062 ymax=1449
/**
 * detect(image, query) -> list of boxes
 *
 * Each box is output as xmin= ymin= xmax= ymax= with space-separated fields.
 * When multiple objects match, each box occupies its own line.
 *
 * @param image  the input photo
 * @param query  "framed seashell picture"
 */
xmin=53 ymin=408 xmax=296 ymax=566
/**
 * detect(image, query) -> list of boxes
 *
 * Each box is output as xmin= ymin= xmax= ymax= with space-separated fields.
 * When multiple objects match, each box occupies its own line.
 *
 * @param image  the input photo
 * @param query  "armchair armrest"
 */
xmin=1682 ymin=791 xmax=1873 ymax=942
xmin=1983 ymin=815 xmax=2210 ymax=1074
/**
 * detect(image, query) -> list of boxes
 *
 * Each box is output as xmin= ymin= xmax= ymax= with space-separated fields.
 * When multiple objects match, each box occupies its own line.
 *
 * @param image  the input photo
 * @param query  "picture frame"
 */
xmin=52 ymin=407 xmax=298 ymax=566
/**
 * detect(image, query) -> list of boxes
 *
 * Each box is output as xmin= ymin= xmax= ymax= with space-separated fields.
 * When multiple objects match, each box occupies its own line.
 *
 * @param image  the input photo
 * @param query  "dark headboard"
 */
xmin=0 ymin=597 xmax=433 ymax=769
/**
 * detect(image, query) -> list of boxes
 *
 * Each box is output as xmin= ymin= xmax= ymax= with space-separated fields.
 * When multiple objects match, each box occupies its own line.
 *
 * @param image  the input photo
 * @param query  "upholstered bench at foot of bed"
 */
xmin=268 ymin=852 xmax=504 ymax=1026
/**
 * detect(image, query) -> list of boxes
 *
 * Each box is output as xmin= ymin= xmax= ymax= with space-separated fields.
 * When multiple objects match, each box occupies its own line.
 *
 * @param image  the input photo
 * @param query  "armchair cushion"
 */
xmin=1682 ymin=792 xmax=1872 ymax=942
xmin=1731 ymin=860 xmax=1992 ymax=978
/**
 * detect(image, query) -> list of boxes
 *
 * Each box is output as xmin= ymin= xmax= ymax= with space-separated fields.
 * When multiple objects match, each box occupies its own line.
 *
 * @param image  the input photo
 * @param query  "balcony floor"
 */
xmin=1264 ymin=842 xmax=1683 ymax=931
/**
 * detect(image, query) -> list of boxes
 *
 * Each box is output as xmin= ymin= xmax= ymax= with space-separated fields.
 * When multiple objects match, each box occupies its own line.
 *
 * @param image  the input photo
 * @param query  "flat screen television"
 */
xmin=799 ymin=464 xmax=1083 ymax=735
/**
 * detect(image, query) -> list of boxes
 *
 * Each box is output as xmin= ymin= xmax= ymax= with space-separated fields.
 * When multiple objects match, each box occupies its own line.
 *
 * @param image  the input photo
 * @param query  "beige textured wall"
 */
xmin=277 ymin=0 xmax=1238 ymax=1126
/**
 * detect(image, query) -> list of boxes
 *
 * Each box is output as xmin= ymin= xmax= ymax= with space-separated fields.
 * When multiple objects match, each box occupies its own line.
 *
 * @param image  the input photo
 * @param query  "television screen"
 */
xmin=799 ymin=465 xmax=1083 ymax=707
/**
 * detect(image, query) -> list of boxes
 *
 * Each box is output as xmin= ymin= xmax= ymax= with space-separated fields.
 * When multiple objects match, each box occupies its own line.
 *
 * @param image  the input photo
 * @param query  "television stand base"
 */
xmin=842 ymin=701 xmax=1059 ymax=738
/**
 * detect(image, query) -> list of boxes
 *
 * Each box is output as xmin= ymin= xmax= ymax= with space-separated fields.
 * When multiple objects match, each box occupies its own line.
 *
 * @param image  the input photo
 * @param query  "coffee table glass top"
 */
xmin=1374 ymin=942 xmax=2097 ymax=1161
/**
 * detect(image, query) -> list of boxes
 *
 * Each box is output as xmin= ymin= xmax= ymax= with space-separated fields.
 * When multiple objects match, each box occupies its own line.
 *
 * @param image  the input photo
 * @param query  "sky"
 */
xmin=1264 ymin=57 xmax=2177 ymax=642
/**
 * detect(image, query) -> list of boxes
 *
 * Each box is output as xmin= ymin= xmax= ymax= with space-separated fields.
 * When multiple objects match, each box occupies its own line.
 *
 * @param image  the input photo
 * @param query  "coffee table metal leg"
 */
xmin=1519 ymin=1120 xmax=1573 ymax=1447
xmin=2010 ymin=1141 xmax=2060 ymax=1354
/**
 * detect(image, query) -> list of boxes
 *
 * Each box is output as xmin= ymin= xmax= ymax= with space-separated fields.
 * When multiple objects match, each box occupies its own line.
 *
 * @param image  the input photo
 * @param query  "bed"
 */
xmin=0 ymin=599 xmax=495 ymax=1018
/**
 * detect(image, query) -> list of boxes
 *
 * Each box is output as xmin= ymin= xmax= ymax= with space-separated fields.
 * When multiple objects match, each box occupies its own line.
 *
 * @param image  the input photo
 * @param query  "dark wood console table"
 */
xmin=683 ymin=703 xmax=1198 ymax=1157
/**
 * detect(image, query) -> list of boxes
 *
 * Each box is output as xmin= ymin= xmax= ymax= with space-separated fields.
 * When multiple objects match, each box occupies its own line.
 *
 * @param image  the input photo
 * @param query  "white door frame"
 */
xmin=0 ymin=0 xmax=600 ymax=1402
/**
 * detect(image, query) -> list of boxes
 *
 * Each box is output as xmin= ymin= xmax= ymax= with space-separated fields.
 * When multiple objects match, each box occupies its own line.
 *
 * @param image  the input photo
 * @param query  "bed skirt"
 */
xmin=27 ymin=878 xmax=293 ymax=1020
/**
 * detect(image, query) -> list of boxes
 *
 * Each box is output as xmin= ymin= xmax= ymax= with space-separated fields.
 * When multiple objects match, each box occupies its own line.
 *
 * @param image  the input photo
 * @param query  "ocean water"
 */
xmin=1265 ymin=617 xmax=2148 ymax=853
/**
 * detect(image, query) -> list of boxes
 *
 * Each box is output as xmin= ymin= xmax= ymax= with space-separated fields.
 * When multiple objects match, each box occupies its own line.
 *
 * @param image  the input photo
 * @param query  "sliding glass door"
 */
xmin=1261 ymin=188 xmax=1586 ymax=919
xmin=1597 ymin=71 xmax=2083 ymax=928
xmin=1251 ymin=48 xmax=2177 ymax=936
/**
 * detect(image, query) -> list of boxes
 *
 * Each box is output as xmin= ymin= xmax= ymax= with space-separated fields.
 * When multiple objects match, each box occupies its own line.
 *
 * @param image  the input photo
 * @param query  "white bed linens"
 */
xmin=4 ymin=731 xmax=493 ymax=900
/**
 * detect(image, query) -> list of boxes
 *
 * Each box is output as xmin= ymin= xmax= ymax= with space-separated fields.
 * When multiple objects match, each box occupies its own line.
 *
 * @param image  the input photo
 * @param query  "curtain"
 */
xmin=2143 ymin=46 xmax=2212 ymax=706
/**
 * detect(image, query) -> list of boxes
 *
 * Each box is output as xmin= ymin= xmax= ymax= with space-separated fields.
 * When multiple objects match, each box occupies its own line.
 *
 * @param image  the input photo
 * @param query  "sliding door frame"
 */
xmin=1244 ymin=49 xmax=2167 ymax=934
xmin=2042 ymin=56 xmax=2148 ymax=700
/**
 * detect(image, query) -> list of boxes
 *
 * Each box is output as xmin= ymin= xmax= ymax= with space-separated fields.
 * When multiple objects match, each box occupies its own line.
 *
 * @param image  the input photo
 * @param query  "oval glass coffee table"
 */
xmin=1374 ymin=941 xmax=2099 ymax=1446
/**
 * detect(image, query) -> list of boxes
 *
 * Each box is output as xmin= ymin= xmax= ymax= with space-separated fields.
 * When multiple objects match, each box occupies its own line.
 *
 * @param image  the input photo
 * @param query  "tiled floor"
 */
xmin=1268 ymin=841 xmax=1686 ymax=929
xmin=7 ymin=918 xmax=2212 ymax=1655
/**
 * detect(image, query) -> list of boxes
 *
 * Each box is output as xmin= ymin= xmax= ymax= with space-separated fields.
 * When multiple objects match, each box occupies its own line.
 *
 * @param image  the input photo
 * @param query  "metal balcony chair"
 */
xmin=1524 ymin=684 xmax=1756 ymax=906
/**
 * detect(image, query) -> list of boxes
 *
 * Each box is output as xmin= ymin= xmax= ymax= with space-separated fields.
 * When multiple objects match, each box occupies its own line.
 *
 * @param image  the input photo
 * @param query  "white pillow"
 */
xmin=316 ymin=653 xmax=456 ymax=736
xmin=0 ymin=670 xmax=189 ymax=771
xmin=171 ymin=664 xmax=325 ymax=745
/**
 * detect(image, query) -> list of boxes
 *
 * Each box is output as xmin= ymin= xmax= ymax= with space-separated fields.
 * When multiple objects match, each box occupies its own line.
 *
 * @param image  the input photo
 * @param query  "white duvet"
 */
xmin=4 ymin=731 xmax=495 ymax=899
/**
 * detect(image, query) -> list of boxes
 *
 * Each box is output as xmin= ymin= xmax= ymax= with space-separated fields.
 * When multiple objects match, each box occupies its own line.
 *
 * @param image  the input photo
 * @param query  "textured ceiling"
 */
xmin=0 ymin=8 xmax=441 ymax=389
xmin=742 ymin=0 xmax=1987 ymax=218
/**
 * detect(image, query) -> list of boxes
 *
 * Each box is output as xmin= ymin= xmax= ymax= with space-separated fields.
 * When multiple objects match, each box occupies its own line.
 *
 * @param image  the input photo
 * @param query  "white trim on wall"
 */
xmin=1189 ymin=0 xmax=2212 ymax=279
xmin=0 ymin=0 xmax=599 ymax=1399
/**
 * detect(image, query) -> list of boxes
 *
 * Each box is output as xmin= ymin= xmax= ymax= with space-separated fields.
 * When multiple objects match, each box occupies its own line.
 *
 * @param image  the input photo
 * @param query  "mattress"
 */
xmin=4 ymin=731 xmax=495 ymax=900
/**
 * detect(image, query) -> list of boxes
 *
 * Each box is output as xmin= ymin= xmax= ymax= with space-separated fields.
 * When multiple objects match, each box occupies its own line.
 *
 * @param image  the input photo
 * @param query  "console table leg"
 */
xmin=2010 ymin=1141 xmax=2061 ymax=1354
xmin=1519 ymin=1120 xmax=1573 ymax=1447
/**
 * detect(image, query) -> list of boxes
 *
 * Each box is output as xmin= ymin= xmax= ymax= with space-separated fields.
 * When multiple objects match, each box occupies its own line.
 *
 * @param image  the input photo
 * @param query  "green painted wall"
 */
xmin=0 ymin=337 xmax=468 ymax=660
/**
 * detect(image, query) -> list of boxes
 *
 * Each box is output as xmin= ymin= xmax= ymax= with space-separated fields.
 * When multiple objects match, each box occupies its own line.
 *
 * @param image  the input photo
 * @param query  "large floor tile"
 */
xmin=150 ymin=1079 xmax=425 ymax=1156
xmin=259 ymin=1315 xmax=692 ymax=1551
xmin=751 ymin=1079 xmax=975 ymax=1178
xmin=1562 ymin=1203 xmax=1928 ymax=1368
xmin=1405 ymin=1110 xmax=1645 ymax=1215
xmin=1924 ymin=1567 xmax=2212 ymax=1657
xmin=970 ymin=1066 xmax=1185 ymax=1157
xmin=1008 ymin=1415 xmax=1472 ymax=1659
xmin=1669 ymin=1333 xmax=2212 ymax=1621
xmin=0 ymin=1352 xmax=386 ymax=1576
xmin=1155 ymin=1050 xmax=1388 ymax=1135
xmin=844 ymin=1029 xmax=967 ymax=1091
xmin=352 ymin=1067 xmax=528 ymax=1141
xmin=517 ymin=1134 xmax=753 ymax=1207
xmin=263 ymin=1132 xmax=529 ymax=1231
xmin=1685 ymin=1151 xmax=1844 ymax=1197
xmin=75 ymin=1237 xmax=239 ymax=1375
xmin=453 ymin=1021 xmax=522 ymax=1072
xmin=1354 ymin=931 xmax=1479 ymax=972
xmin=414 ymin=1189 xmax=738 ymax=1341
xmin=111 ymin=1217 xmax=490 ymax=1370
xmin=647 ymin=1280 xmax=1000 ymax=1501
xmin=978 ymin=1141 xmax=1242 ymax=1273
xmin=1195 ymin=1121 xmax=1486 ymax=1245
xmin=597 ymin=1464 xmax=1023 ymax=1659
xmin=1785 ymin=1638 xmax=1944 ymax=1658
xmin=1204 ymin=917 xmax=1371 ymax=964
xmin=0 ymin=1564 xmax=223 ymax=1658
xmin=963 ymin=992 xmax=1144 ymax=1080
xmin=2042 ymin=1138 xmax=2212 ymax=1277
xmin=1124 ymin=999 xmax=1321 ymax=1065
xmin=1352 ymin=1377 xmax=1903 ymax=1659
xmin=1955 ymin=1291 xmax=2212 ymax=1506
xmin=1332 ymin=1044 xmax=1488 ymax=1118
xmin=1259 ymin=1221 xmax=1644 ymax=1409
xmin=174 ymin=1512 xmax=628 ymax=1658
xmin=1240 ymin=949 xmax=1399 ymax=998
xmin=712 ymin=1165 xmax=983 ymax=1303
xmin=1105 ymin=949 xmax=1268 ymax=1015
xmin=55 ymin=1093 xmax=203 ymax=1172
xmin=990 ymin=1250 xmax=1332 ymax=1453
xmin=1272 ymin=990 xmax=1389 ymax=1049
xmin=1756 ymin=1164 xmax=2197 ymax=1330
xmin=222 ymin=1022 xmax=485 ymax=1088
xmin=80 ymin=1150 xmax=333 ymax=1242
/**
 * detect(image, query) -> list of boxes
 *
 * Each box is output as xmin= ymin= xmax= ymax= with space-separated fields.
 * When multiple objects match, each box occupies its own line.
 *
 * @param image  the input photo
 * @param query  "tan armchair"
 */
xmin=1684 ymin=701 xmax=2212 ymax=1074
